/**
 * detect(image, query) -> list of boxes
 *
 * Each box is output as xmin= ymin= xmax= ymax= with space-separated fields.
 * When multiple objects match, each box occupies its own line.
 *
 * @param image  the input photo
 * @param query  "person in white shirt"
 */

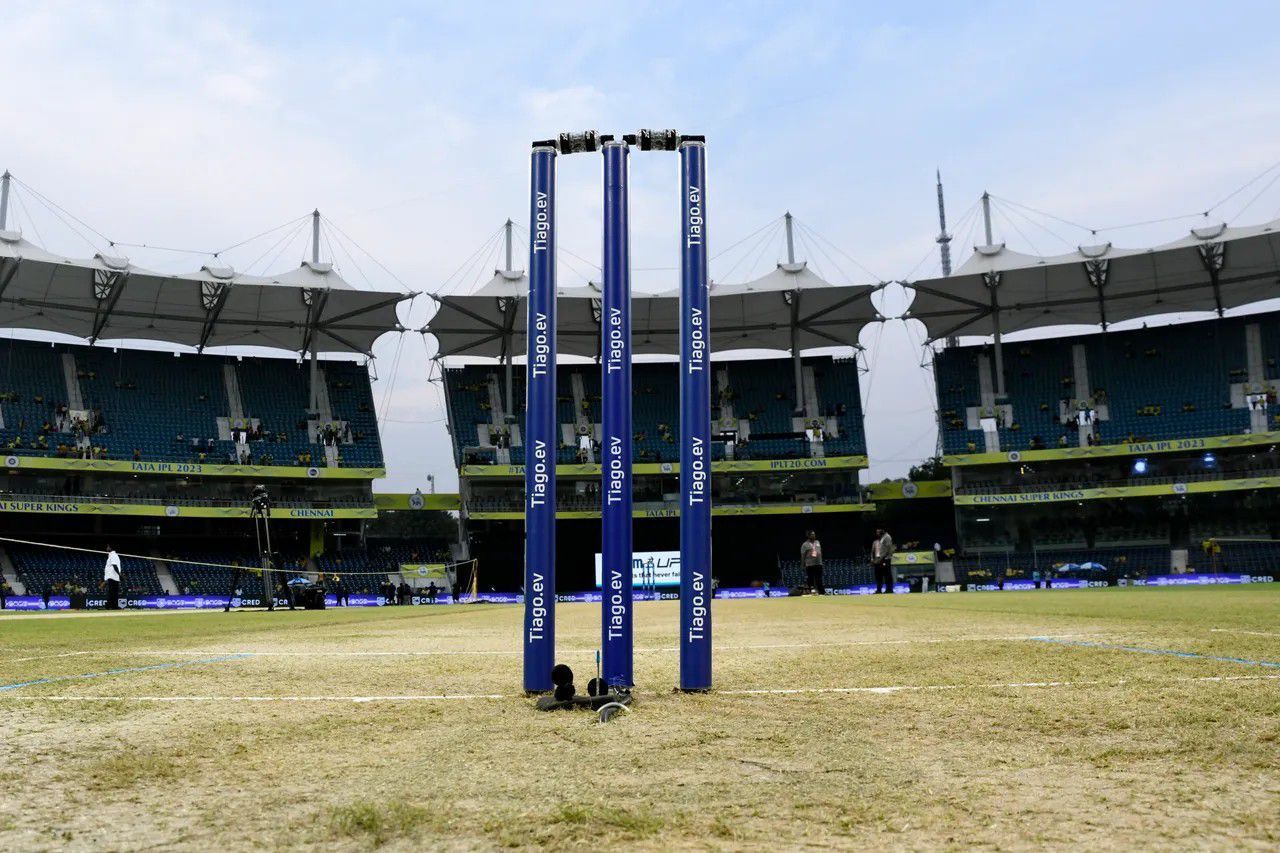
xmin=872 ymin=528 xmax=895 ymax=594
xmin=800 ymin=530 xmax=825 ymax=594
xmin=103 ymin=546 xmax=122 ymax=610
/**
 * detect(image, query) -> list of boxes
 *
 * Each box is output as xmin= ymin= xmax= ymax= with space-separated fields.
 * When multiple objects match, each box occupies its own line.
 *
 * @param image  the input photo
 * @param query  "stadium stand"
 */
xmin=0 ymin=539 xmax=454 ymax=601
xmin=934 ymin=313 xmax=1279 ymax=454
xmin=315 ymin=540 xmax=452 ymax=589
xmin=953 ymin=545 xmax=1173 ymax=584
xmin=778 ymin=557 xmax=872 ymax=589
xmin=445 ymin=354 xmax=866 ymax=466
xmin=156 ymin=550 xmax=309 ymax=598
xmin=9 ymin=544 xmax=163 ymax=597
xmin=0 ymin=338 xmax=383 ymax=468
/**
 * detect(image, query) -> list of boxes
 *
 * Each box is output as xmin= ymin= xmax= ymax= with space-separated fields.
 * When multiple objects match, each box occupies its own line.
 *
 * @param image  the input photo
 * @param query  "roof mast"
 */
xmin=783 ymin=211 xmax=807 ymax=418
xmin=979 ymin=190 xmax=1006 ymax=398
xmin=937 ymin=171 xmax=959 ymax=351
xmin=981 ymin=191 xmax=994 ymax=246
xmin=311 ymin=209 xmax=321 ymax=264
xmin=308 ymin=208 xmax=322 ymax=415
xmin=502 ymin=218 xmax=515 ymax=416
xmin=0 ymin=171 xmax=10 ymax=231
xmin=935 ymin=170 xmax=951 ymax=277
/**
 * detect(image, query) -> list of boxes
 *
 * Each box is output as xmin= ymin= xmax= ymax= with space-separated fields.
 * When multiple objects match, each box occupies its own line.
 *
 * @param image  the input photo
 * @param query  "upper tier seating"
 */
xmin=445 ymin=355 xmax=867 ymax=466
xmin=0 ymin=338 xmax=383 ymax=468
xmin=935 ymin=313 xmax=1280 ymax=454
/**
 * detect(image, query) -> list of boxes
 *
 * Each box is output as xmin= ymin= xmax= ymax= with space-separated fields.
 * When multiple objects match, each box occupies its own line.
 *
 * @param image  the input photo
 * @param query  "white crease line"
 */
xmin=110 ymin=650 xmax=524 ymax=657
xmin=61 ymin=635 xmax=1096 ymax=658
xmin=6 ymin=651 xmax=93 ymax=664
xmin=722 ymin=673 xmax=1280 ymax=696
xmin=0 ymin=693 xmax=511 ymax=702
xmin=724 ymin=681 xmax=1096 ymax=695
xmin=1211 ymin=628 xmax=1280 ymax=638
xmin=7 ymin=674 xmax=1278 ymax=703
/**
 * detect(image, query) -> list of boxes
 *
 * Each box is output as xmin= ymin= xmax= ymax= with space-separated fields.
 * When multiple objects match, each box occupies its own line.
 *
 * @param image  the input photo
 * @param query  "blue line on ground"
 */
xmin=0 ymin=654 xmax=254 ymax=692
xmin=1030 ymin=637 xmax=1280 ymax=669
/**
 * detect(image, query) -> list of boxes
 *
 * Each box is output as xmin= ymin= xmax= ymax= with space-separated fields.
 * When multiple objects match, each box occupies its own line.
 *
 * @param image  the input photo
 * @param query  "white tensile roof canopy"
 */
xmin=903 ymin=218 xmax=1280 ymax=341
xmin=424 ymin=262 xmax=881 ymax=359
xmin=0 ymin=229 xmax=410 ymax=355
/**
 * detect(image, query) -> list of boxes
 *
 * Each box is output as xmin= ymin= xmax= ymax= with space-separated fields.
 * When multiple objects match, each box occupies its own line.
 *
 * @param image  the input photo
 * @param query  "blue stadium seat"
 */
xmin=10 ymin=545 xmax=163 ymax=597
xmin=934 ymin=314 xmax=1274 ymax=454
xmin=444 ymin=355 xmax=868 ymax=466
xmin=0 ymin=338 xmax=383 ymax=468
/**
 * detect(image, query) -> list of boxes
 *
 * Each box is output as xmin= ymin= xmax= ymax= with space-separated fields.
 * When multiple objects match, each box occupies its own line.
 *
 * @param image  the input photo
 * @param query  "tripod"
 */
xmin=226 ymin=485 xmax=293 ymax=612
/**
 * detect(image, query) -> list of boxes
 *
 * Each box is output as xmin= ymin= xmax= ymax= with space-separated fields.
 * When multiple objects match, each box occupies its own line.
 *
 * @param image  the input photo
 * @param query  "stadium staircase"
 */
xmin=61 ymin=353 xmax=85 ymax=410
xmin=0 ymin=548 xmax=26 ymax=594
xmin=313 ymin=367 xmax=335 ymax=421
xmin=222 ymin=364 xmax=246 ymax=421
xmin=152 ymin=558 xmax=180 ymax=596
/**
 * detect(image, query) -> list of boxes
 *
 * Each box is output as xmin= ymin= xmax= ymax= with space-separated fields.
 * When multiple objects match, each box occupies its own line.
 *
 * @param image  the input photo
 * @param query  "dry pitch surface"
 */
xmin=1 ymin=587 xmax=1278 ymax=850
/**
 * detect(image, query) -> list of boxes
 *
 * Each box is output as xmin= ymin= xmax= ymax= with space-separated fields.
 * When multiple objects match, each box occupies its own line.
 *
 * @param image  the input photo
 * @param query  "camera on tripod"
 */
xmin=250 ymin=484 xmax=271 ymax=517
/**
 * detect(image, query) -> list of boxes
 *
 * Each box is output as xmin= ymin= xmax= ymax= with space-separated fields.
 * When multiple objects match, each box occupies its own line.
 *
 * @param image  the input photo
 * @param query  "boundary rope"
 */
xmin=0 ymin=535 xmax=477 ymax=578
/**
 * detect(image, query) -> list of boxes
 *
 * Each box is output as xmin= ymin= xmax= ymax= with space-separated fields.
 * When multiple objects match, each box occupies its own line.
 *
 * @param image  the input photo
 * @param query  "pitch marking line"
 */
xmin=0 ymin=693 xmax=509 ymax=702
xmin=7 ymin=651 xmax=94 ymax=664
xmin=50 ymin=634 xmax=1098 ymax=659
xmin=1211 ymin=628 xmax=1280 ymax=638
xmin=1030 ymin=637 xmax=1280 ymax=669
xmin=722 ymin=673 xmax=1280 ymax=696
xmin=0 ymin=654 xmax=252 ymax=692
xmin=3 ymin=674 xmax=1278 ymax=703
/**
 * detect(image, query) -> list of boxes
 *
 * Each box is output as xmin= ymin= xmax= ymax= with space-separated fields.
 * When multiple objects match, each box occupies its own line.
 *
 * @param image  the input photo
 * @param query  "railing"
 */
xmin=956 ymin=466 xmax=1280 ymax=496
xmin=465 ymin=494 xmax=861 ymax=513
xmin=0 ymin=491 xmax=374 ymax=510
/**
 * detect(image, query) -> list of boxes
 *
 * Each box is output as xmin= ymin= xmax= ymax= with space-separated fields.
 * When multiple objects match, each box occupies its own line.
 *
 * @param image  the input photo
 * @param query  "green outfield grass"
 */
xmin=1 ymin=587 xmax=1278 ymax=850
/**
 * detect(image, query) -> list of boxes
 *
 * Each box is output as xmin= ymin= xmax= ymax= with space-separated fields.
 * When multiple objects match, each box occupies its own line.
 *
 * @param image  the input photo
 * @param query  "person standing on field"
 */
xmin=800 ymin=530 xmax=825 ymax=594
xmin=103 ymin=545 xmax=122 ymax=610
xmin=872 ymin=527 xmax=895 ymax=594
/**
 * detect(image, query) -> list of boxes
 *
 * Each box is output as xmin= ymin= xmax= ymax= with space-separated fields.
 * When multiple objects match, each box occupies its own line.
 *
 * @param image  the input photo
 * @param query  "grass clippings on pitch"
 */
xmin=1 ymin=587 xmax=1278 ymax=849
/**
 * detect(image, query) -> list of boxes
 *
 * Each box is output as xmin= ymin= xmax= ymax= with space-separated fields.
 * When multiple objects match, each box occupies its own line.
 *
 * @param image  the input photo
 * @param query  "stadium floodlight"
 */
xmin=1203 ymin=452 xmax=1217 ymax=467
xmin=1132 ymin=458 xmax=1149 ymax=474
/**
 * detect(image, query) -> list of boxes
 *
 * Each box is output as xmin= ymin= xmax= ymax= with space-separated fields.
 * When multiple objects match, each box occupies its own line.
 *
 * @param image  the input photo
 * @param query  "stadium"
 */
xmin=3 ymin=8 xmax=1280 ymax=850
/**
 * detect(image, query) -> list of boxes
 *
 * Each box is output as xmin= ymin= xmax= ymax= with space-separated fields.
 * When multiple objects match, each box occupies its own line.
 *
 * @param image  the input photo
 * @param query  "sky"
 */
xmin=4 ymin=1 xmax=1280 ymax=492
